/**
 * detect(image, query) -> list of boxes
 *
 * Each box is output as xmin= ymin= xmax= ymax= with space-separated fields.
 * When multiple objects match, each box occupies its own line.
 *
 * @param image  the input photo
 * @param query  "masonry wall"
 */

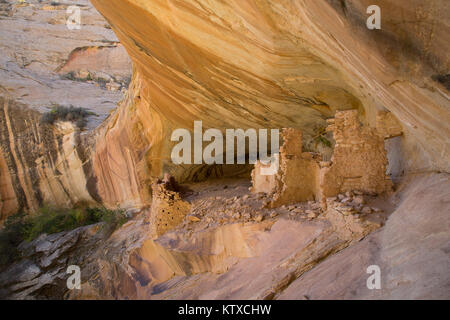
xmin=251 ymin=110 xmax=393 ymax=208
xmin=270 ymin=152 xmax=321 ymax=207
xmin=147 ymin=178 xmax=191 ymax=238
xmin=250 ymin=161 xmax=278 ymax=194
xmin=376 ymin=110 xmax=403 ymax=139
xmin=320 ymin=110 xmax=392 ymax=198
xmin=251 ymin=128 xmax=322 ymax=206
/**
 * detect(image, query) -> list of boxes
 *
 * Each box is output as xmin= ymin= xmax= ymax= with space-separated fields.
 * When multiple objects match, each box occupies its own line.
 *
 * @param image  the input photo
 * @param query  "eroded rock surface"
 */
xmin=1 ymin=0 xmax=449 ymax=219
xmin=0 ymin=96 xmax=99 ymax=223
xmin=0 ymin=0 xmax=448 ymax=300
xmin=89 ymin=0 xmax=449 ymax=187
xmin=278 ymin=173 xmax=450 ymax=300
xmin=0 ymin=0 xmax=132 ymax=223
xmin=0 ymin=170 xmax=448 ymax=300
xmin=0 ymin=0 xmax=132 ymax=129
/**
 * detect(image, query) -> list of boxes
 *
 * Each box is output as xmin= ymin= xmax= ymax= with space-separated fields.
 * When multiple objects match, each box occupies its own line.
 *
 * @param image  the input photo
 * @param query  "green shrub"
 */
xmin=22 ymin=206 xmax=128 ymax=241
xmin=24 ymin=207 xmax=90 ymax=241
xmin=40 ymin=104 xmax=96 ymax=128
xmin=0 ymin=207 xmax=128 ymax=269
xmin=86 ymin=207 xmax=128 ymax=230
xmin=316 ymin=135 xmax=332 ymax=148
xmin=0 ymin=213 xmax=31 ymax=268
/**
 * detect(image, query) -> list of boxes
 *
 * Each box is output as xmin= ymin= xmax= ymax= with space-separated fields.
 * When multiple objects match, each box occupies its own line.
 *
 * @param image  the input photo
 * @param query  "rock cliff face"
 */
xmin=0 ymin=95 xmax=99 ymax=222
xmin=0 ymin=0 xmax=131 ymax=222
xmin=86 ymin=0 xmax=449 ymax=209
xmin=1 ymin=0 xmax=449 ymax=218
xmin=0 ymin=0 xmax=449 ymax=300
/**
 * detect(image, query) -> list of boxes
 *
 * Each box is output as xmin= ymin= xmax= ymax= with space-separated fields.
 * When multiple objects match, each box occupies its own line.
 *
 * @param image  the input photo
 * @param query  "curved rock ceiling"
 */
xmin=0 ymin=0 xmax=449 ymax=300
xmin=87 ymin=0 xmax=449 ymax=208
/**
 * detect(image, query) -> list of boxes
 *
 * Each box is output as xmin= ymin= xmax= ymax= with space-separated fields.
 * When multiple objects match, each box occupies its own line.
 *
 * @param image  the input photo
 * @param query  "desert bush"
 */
xmin=62 ymin=71 xmax=93 ymax=82
xmin=22 ymin=206 xmax=127 ymax=241
xmin=0 ymin=212 xmax=31 ymax=269
xmin=40 ymin=104 xmax=95 ymax=128
xmin=0 ymin=206 xmax=128 ymax=269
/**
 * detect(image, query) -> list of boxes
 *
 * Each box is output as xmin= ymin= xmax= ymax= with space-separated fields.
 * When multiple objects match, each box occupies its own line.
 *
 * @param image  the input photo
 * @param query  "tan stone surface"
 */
xmin=0 ymin=147 xmax=19 ymax=222
xmin=2 ymin=0 xmax=449 ymax=215
xmin=0 ymin=95 xmax=98 ymax=222
xmin=0 ymin=0 xmax=449 ymax=300
xmin=320 ymin=110 xmax=393 ymax=197
xmin=147 ymin=178 xmax=191 ymax=238
xmin=376 ymin=110 xmax=404 ymax=139
xmin=2 ymin=0 xmax=449 ymax=216
xmin=278 ymin=173 xmax=450 ymax=300
xmin=0 ymin=0 xmax=131 ymax=130
xmin=83 ymin=0 xmax=450 ymax=210
xmin=58 ymin=44 xmax=132 ymax=83
xmin=89 ymin=0 xmax=449 ymax=186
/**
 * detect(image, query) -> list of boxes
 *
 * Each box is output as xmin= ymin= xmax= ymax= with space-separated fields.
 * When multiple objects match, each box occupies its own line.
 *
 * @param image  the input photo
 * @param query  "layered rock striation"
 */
xmin=1 ymin=0 xmax=449 ymax=221
xmin=0 ymin=0 xmax=449 ymax=300
xmin=87 ymin=0 xmax=449 ymax=209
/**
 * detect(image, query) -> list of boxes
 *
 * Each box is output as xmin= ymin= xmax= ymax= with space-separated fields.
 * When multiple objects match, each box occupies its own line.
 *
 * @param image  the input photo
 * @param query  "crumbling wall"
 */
xmin=320 ymin=110 xmax=392 ymax=198
xmin=251 ymin=128 xmax=322 ymax=207
xmin=251 ymin=111 xmax=393 ymax=208
xmin=146 ymin=175 xmax=191 ymax=238
xmin=250 ymin=161 xmax=278 ymax=194
xmin=376 ymin=110 xmax=403 ymax=139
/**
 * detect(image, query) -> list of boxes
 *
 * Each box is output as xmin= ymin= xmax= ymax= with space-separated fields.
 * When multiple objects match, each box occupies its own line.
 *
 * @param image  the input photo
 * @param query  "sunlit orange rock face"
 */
xmin=87 ymin=0 xmax=449 ymax=209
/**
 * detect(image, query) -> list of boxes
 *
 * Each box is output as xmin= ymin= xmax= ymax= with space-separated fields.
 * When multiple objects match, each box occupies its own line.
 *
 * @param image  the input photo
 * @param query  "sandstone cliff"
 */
xmin=0 ymin=0 xmax=131 ymax=222
xmin=1 ymin=0 xmax=449 ymax=219
xmin=87 ymin=0 xmax=449 ymax=209
xmin=0 ymin=0 xmax=449 ymax=300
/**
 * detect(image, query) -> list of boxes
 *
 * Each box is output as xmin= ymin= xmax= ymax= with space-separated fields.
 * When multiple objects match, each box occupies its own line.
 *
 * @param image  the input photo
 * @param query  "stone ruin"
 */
xmin=252 ymin=110 xmax=399 ymax=209
xmin=146 ymin=109 xmax=402 ymax=238
xmin=146 ymin=174 xmax=191 ymax=238
xmin=251 ymin=128 xmax=322 ymax=207
xmin=375 ymin=110 xmax=403 ymax=139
